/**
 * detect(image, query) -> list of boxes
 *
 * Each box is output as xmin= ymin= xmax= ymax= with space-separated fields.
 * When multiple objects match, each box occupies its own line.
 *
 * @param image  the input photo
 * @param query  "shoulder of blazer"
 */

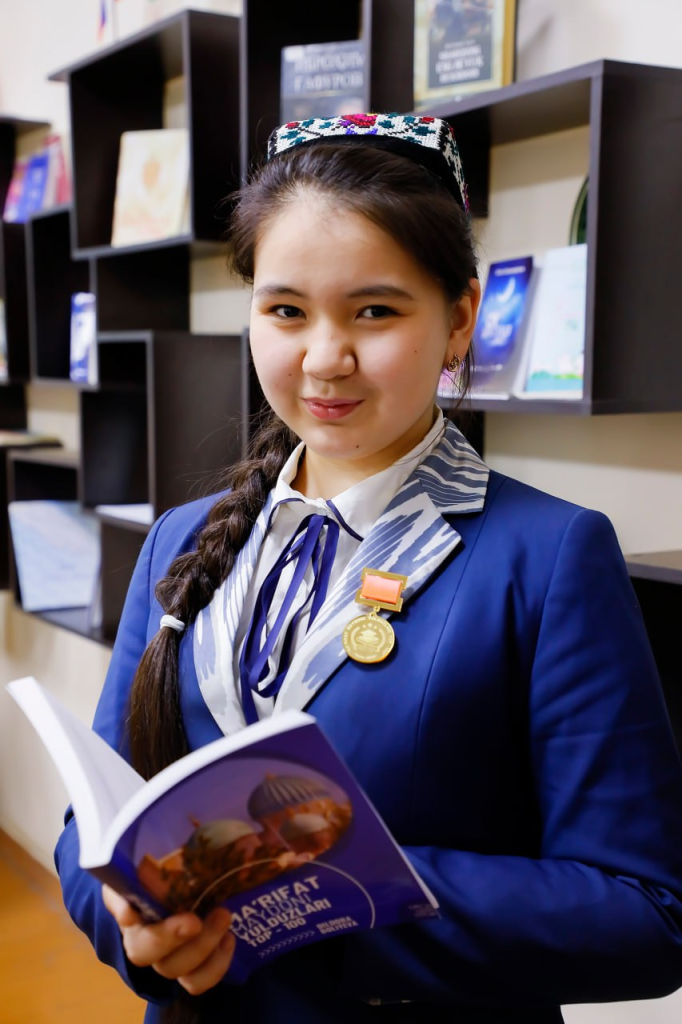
xmin=147 ymin=490 xmax=230 ymax=582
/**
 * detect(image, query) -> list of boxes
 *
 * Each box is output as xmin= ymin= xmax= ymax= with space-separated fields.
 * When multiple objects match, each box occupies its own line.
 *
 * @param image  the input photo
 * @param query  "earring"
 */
xmin=447 ymin=354 xmax=461 ymax=373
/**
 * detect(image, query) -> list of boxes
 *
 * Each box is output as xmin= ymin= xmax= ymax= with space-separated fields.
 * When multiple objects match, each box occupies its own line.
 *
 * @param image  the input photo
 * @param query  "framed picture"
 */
xmin=413 ymin=0 xmax=517 ymax=110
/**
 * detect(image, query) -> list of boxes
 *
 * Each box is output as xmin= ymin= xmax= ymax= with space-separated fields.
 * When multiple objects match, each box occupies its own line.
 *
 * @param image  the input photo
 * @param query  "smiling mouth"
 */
xmin=303 ymin=398 xmax=362 ymax=421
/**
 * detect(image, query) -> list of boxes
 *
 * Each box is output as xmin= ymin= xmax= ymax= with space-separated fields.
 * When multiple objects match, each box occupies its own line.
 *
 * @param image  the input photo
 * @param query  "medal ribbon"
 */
xmin=239 ymin=500 xmax=361 ymax=725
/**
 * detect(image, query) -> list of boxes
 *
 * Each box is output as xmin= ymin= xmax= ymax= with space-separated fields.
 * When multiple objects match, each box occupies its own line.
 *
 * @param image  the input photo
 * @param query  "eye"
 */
xmin=358 ymin=305 xmax=398 ymax=320
xmin=269 ymin=304 xmax=303 ymax=319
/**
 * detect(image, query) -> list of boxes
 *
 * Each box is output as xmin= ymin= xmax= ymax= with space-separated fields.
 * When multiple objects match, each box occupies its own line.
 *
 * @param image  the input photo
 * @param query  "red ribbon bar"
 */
xmin=360 ymin=572 xmax=405 ymax=608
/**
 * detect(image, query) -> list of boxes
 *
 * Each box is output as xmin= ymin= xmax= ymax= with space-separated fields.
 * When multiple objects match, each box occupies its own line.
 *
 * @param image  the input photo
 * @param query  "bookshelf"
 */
xmin=49 ymin=9 xmax=240 ymax=258
xmin=1 ymin=14 xmax=680 ymax=645
xmin=0 ymin=114 xmax=51 ymax=428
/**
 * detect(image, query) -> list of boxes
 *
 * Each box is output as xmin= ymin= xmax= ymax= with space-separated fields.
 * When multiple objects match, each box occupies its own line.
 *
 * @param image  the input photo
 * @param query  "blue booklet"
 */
xmin=468 ymin=256 xmax=534 ymax=398
xmin=14 ymin=151 xmax=49 ymax=222
xmin=7 ymin=678 xmax=438 ymax=983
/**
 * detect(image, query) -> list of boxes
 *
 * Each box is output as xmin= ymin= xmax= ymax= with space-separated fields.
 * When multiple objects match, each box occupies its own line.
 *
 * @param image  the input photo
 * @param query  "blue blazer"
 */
xmin=55 ymin=436 xmax=682 ymax=1023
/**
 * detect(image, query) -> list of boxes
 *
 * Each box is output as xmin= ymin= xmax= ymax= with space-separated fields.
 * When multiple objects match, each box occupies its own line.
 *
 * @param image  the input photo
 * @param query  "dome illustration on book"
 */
xmin=136 ymin=769 xmax=353 ymax=915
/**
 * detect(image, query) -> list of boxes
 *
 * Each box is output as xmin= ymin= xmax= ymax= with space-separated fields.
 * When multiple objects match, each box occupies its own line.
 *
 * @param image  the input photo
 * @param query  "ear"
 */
xmin=445 ymin=278 xmax=482 ymax=365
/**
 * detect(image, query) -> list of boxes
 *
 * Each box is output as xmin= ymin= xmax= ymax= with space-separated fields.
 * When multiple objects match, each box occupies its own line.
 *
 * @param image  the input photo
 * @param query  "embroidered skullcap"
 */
xmin=267 ymin=112 xmax=469 ymax=214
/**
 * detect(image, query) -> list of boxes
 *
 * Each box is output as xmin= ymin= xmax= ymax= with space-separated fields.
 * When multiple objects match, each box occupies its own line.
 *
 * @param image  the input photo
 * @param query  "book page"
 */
xmin=7 ymin=677 xmax=144 ymax=866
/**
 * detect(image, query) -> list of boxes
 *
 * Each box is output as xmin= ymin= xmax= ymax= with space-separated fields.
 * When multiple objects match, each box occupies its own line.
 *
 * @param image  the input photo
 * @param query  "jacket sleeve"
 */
xmin=343 ymin=509 xmax=682 ymax=1009
xmin=54 ymin=508 xmax=178 ymax=1005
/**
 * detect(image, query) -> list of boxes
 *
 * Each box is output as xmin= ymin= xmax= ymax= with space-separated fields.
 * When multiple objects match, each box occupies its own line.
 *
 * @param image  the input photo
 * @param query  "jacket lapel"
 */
xmin=275 ymin=421 xmax=489 ymax=713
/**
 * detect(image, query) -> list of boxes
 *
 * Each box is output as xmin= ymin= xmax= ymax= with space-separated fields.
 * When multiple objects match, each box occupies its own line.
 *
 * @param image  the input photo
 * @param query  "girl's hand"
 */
xmin=102 ymin=884 xmax=236 ymax=996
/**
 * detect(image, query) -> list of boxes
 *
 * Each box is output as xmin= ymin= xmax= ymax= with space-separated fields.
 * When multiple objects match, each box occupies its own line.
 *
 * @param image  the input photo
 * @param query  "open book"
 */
xmin=7 ymin=678 xmax=438 ymax=982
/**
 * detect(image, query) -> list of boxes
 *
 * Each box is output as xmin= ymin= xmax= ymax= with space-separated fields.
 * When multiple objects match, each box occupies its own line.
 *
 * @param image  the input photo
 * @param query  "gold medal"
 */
xmin=342 ymin=569 xmax=408 ymax=664
xmin=343 ymin=611 xmax=395 ymax=664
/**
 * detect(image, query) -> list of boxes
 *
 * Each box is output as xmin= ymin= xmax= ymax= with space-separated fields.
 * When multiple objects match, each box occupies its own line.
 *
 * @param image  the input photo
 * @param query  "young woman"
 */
xmin=56 ymin=114 xmax=682 ymax=1023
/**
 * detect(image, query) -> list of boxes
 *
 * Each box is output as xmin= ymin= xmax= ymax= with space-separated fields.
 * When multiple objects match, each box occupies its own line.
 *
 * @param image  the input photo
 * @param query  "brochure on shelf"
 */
xmin=413 ymin=0 xmax=516 ymax=110
xmin=465 ymin=255 xmax=535 ymax=400
xmin=111 ymin=129 xmax=190 ymax=247
xmin=280 ymin=40 xmax=366 ymax=123
xmin=517 ymin=244 xmax=587 ymax=400
xmin=69 ymin=292 xmax=98 ymax=385
xmin=8 ymin=500 xmax=100 ymax=612
xmin=8 ymin=677 xmax=439 ymax=983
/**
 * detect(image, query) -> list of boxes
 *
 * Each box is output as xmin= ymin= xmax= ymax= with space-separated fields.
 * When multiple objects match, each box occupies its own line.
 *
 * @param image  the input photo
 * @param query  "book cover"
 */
xmin=8 ymin=678 xmax=439 ymax=983
xmin=458 ymin=255 xmax=533 ymax=399
xmin=2 ymin=158 xmax=28 ymax=222
xmin=43 ymin=133 xmax=72 ymax=208
xmin=0 ymin=297 xmax=7 ymax=380
xmin=414 ymin=0 xmax=516 ymax=111
xmin=8 ymin=500 xmax=100 ymax=612
xmin=280 ymin=40 xmax=367 ymax=123
xmin=111 ymin=129 xmax=190 ymax=247
xmin=518 ymin=244 xmax=587 ymax=400
xmin=13 ymin=151 xmax=50 ymax=222
xmin=69 ymin=292 xmax=98 ymax=384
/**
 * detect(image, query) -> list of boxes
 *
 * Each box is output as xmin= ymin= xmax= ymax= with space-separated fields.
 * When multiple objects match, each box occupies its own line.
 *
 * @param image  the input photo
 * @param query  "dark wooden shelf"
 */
xmin=25 ymin=206 xmax=92 ymax=381
xmin=49 ymin=9 xmax=240 ymax=255
xmin=19 ymin=605 xmax=111 ymax=648
xmin=626 ymin=551 xmax=682 ymax=586
xmin=81 ymin=331 xmax=250 ymax=516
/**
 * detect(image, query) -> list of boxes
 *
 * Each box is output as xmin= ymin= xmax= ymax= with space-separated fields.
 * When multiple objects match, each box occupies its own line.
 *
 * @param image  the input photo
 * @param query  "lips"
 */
xmin=303 ymin=398 xmax=363 ymax=421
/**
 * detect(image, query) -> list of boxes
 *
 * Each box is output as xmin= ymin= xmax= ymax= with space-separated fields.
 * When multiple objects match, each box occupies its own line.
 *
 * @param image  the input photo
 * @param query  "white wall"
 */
xmin=0 ymin=2 xmax=680 ymax=1019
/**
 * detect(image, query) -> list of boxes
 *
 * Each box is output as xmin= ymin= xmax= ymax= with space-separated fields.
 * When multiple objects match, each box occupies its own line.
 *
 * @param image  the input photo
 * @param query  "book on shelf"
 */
xmin=0 ymin=297 xmax=7 ymax=380
xmin=413 ymin=0 xmax=517 ymax=111
xmin=111 ymin=129 xmax=190 ymax=248
xmin=7 ymin=677 xmax=439 ymax=984
xmin=8 ymin=500 xmax=100 ymax=612
xmin=517 ymin=243 xmax=587 ymax=400
xmin=280 ymin=40 xmax=366 ymax=123
xmin=69 ymin=292 xmax=98 ymax=385
xmin=7 ymin=151 xmax=49 ymax=223
xmin=43 ymin=133 xmax=72 ymax=208
xmin=2 ymin=158 xmax=28 ymax=222
xmin=461 ymin=255 xmax=534 ymax=400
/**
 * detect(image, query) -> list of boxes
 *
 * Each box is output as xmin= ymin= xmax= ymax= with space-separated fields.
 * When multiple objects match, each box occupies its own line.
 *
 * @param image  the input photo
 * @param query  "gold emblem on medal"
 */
xmin=342 ymin=613 xmax=395 ymax=664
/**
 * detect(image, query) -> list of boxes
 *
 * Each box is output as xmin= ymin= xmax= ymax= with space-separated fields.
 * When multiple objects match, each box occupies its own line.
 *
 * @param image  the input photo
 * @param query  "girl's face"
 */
xmin=250 ymin=194 xmax=480 ymax=497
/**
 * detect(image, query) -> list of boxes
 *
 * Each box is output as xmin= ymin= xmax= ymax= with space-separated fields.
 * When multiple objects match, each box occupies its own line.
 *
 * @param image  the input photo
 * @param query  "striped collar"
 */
xmin=414 ymin=416 xmax=489 ymax=514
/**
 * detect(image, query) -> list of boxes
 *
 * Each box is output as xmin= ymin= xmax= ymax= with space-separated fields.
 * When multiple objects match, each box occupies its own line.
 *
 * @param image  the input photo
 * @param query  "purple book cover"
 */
xmin=93 ymin=720 xmax=439 ymax=982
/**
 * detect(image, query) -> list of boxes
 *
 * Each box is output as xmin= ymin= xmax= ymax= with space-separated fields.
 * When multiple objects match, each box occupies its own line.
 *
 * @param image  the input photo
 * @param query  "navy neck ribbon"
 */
xmin=239 ymin=499 xmax=361 ymax=725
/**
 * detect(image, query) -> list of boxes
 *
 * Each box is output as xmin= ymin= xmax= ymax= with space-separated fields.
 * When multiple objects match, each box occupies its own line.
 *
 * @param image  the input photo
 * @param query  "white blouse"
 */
xmin=233 ymin=410 xmax=447 ymax=719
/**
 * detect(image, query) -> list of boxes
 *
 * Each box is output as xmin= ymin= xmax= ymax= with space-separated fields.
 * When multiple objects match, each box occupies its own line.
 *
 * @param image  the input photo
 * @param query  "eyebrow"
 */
xmin=253 ymin=284 xmax=416 ymax=301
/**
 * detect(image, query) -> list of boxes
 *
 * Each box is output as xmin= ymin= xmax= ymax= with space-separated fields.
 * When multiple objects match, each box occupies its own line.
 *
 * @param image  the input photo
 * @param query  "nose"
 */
xmin=301 ymin=330 xmax=356 ymax=380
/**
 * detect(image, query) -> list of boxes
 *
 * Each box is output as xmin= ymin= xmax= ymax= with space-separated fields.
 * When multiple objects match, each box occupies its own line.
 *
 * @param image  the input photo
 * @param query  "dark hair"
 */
xmin=126 ymin=140 xmax=478 ymax=1021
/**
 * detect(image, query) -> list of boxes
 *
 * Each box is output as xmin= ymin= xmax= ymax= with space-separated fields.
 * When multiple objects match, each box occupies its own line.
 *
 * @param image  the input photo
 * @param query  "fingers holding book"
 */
xmin=102 ymin=884 xmax=235 ymax=995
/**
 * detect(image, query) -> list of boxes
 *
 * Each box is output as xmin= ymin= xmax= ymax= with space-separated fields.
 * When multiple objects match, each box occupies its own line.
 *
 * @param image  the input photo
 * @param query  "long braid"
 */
xmin=126 ymin=413 xmax=296 ymax=1024
xmin=127 ymin=411 xmax=298 ymax=780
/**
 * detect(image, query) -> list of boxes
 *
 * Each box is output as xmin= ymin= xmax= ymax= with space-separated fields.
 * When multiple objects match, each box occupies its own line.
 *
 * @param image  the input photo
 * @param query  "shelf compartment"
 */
xmin=428 ymin=61 xmax=682 ymax=416
xmin=49 ymin=10 xmax=240 ymax=256
xmin=25 ymin=206 xmax=92 ymax=382
xmin=0 ymin=436 xmax=62 ymax=589
xmin=81 ymin=331 xmax=249 ymax=516
xmin=6 ymin=448 xmax=80 ymax=601
xmin=98 ymin=516 xmax=150 ymax=643
xmin=93 ymin=246 xmax=189 ymax=332
xmin=240 ymin=1 xmax=366 ymax=178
